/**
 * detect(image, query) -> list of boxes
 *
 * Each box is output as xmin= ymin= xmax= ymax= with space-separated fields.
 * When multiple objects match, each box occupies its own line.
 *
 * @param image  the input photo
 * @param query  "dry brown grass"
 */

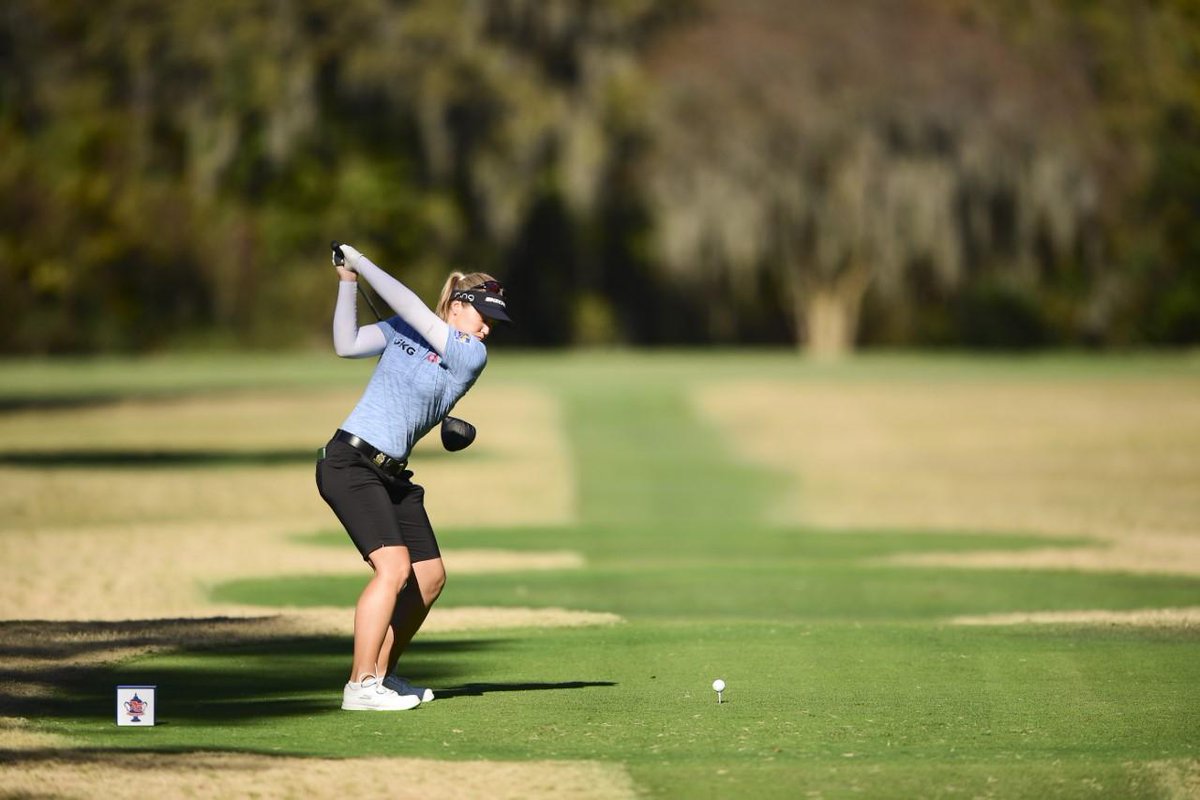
xmin=0 ymin=751 xmax=638 ymax=800
xmin=0 ymin=718 xmax=69 ymax=750
xmin=422 ymin=386 xmax=576 ymax=527
xmin=422 ymin=606 xmax=621 ymax=632
xmin=0 ymin=515 xmax=588 ymax=621
xmin=0 ymin=385 xmax=575 ymax=531
xmin=1143 ymin=759 xmax=1200 ymax=800
xmin=0 ymin=467 xmax=330 ymax=531
xmin=0 ymin=382 xmax=615 ymax=689
xmin=884 ymin=535 xmax=1200 ymax=575
xmin=0 ymin=391 xmax=355 ymax=452
xmin=697 ymin=377 xmax=1200 ymax=575
xmin=951 ymin=607 xmax=1200 ymax=628
xmin=443 ymin=549 xmax=583 ymax=573
xmin=0 ymin=383 xmax=582 ymax=620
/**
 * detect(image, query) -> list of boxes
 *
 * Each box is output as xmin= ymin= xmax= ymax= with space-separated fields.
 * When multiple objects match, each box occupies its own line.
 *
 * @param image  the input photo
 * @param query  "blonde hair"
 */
xmin=436 ymin=271 xmax=498 ymax=320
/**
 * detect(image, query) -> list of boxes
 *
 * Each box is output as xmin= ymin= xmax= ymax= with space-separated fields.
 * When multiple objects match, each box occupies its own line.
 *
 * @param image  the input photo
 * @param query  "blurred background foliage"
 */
xmin=0 ymin=0 xmax=1196 ymax=355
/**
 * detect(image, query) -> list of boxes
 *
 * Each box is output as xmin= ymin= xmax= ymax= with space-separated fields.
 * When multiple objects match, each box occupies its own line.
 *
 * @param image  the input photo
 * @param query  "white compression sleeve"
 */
xmin=333 ymin=280 xmax=387 ymax=357
xmin=350 ymin=254 xmax=451 ymax=356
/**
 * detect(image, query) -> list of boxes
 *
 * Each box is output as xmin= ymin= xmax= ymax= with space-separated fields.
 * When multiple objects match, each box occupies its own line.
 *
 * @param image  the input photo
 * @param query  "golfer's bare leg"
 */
xmin=377 ymin=558 xmax=445 ymax=675
xmin=351 ymin=545 xmax=411 ymax=682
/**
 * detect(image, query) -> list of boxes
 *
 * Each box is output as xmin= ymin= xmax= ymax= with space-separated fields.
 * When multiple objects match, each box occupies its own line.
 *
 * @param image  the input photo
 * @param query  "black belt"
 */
xmin=333 ymin=429 xmax=408 ymax=476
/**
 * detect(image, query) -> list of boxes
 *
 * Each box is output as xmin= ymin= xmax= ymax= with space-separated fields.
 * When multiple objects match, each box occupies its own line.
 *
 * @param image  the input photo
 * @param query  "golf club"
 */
xmin=332 ymin=241 xmax=385 ymax=321
xmin=331 ymin=240 xmax=477 ymax=452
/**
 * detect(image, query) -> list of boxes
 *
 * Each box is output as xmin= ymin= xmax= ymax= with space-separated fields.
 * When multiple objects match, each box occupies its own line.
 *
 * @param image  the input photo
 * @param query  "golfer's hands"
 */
xmin=337 ymin=243 xmax=365 ymax=272
xmin=332 ymin=242 xmax=362 ymax=281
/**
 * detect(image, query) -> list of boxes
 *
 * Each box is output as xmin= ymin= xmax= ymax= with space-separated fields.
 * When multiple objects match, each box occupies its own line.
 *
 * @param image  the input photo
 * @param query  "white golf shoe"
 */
xmin=383 ymin=674 xmax=435 ymax=703
xmin=342 ymin=675 xmax=421 ymax=711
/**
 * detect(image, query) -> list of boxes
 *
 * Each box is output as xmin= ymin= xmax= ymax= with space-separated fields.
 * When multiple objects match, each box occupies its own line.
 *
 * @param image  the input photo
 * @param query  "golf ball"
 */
xmin=712 ymin=679 xmax=726 ymax=692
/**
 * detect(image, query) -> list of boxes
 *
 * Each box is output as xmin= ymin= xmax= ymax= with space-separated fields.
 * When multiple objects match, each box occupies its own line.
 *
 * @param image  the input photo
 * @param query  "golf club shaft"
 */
xmin=333 ymin=241 xmax=386 ymax=321
xmin=357 ymin=283 xmax=384 ymax=322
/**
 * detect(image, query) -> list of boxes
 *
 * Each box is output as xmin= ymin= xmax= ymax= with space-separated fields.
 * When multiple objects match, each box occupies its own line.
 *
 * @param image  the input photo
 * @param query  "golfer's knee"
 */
xmin=423 ymin=567 xmax=446 ymax=606
xmin=372 ymin=561 xmax=412 ymax=595
xmin=375 ymin=569 xmax=410 ymax=596
xmin=369 ymin=547 xmax=413 ymax=594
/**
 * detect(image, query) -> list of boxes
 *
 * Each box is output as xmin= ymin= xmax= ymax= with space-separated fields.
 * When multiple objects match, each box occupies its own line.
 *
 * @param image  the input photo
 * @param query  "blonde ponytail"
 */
xmin=435 ymin=270 xmax=499 ymax=320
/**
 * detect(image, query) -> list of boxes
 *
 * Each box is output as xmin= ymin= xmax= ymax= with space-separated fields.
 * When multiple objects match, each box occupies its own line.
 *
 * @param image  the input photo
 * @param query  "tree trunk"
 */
xmin=797 ymin=263 xmax=872 ymax=359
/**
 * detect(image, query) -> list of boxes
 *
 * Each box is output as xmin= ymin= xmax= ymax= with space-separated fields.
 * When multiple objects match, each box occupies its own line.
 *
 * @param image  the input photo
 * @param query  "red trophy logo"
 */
xmin=123 ymin=694 xmax=147 ymax=723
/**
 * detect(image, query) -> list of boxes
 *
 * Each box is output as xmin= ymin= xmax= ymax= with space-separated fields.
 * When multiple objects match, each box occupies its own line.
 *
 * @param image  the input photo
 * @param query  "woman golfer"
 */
xmin=316 ymin=242 xmax=510 ymax=711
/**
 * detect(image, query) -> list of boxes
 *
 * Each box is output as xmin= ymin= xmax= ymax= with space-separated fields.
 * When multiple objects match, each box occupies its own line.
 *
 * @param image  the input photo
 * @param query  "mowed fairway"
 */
xmin=1 ymin=352 xmax=1199 ymax=799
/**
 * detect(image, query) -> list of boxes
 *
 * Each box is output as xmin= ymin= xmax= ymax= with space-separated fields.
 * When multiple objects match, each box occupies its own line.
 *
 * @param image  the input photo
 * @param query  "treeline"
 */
xmin=0 ymin=0 xmax=1196 ymax=354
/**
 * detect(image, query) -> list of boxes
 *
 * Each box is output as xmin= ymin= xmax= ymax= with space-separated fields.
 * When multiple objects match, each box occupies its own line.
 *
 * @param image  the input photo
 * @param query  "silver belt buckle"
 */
xmin=372 ymin=453 xmax=387 ymax=468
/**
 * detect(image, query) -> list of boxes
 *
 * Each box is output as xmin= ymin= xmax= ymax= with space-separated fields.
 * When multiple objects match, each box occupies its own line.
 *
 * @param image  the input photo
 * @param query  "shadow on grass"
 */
xmin=0 ymin=449 xmax=319 ymax=469
xmin=0 ymin=393 xmax=135 ymax=412
xmin=0 ymin=447 xmax=478 ymax=470
xmin=436 ymin=681 xmax=616 ymax=700
xmin=0 ymin=618 xmax=602 ymax=724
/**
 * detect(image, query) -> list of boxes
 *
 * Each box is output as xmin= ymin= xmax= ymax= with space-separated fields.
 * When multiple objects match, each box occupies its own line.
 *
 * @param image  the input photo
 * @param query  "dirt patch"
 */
xmin=950 ymin=607 xmax=1200 ymax=628
xmin=0 ymin=751 xmax=638 ymax=800
xmin=697 ymin=377 xmax=1200 ymax=575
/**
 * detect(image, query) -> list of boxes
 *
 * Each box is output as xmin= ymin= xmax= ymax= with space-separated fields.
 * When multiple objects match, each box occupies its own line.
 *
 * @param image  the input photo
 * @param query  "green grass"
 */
xmin=4 ymin=351 xmax=1200 ymax=798
xmin=28 ymin=622 xmax=1200 ymax=798
xmin=214 ymin=560 xmax=1200 ymax=622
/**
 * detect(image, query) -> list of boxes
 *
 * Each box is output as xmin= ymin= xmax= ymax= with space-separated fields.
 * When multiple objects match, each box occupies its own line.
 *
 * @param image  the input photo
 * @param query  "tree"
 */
xmin=0 ymin=0 xmax=673 ymax=351
xmin=641 ymin=0 xmax=1108 ymax=355
xmin=332 ymin=0 xmax=678 ymax=344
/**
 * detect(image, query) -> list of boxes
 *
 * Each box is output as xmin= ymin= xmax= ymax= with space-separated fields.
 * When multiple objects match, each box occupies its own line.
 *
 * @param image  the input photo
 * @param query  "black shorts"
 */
xmin=315 ymin=437 xmax=441 ymax=564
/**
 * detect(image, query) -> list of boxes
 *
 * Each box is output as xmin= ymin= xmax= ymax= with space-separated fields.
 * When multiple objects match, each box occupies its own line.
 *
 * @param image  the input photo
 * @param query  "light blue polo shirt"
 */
xmin=341 ymin=317 xmax=488 ymax=460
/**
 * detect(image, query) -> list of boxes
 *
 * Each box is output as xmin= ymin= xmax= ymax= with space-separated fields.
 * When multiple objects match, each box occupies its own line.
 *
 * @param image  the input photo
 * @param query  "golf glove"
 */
xmin=337 ymin=243 xmax=364 ymax=272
